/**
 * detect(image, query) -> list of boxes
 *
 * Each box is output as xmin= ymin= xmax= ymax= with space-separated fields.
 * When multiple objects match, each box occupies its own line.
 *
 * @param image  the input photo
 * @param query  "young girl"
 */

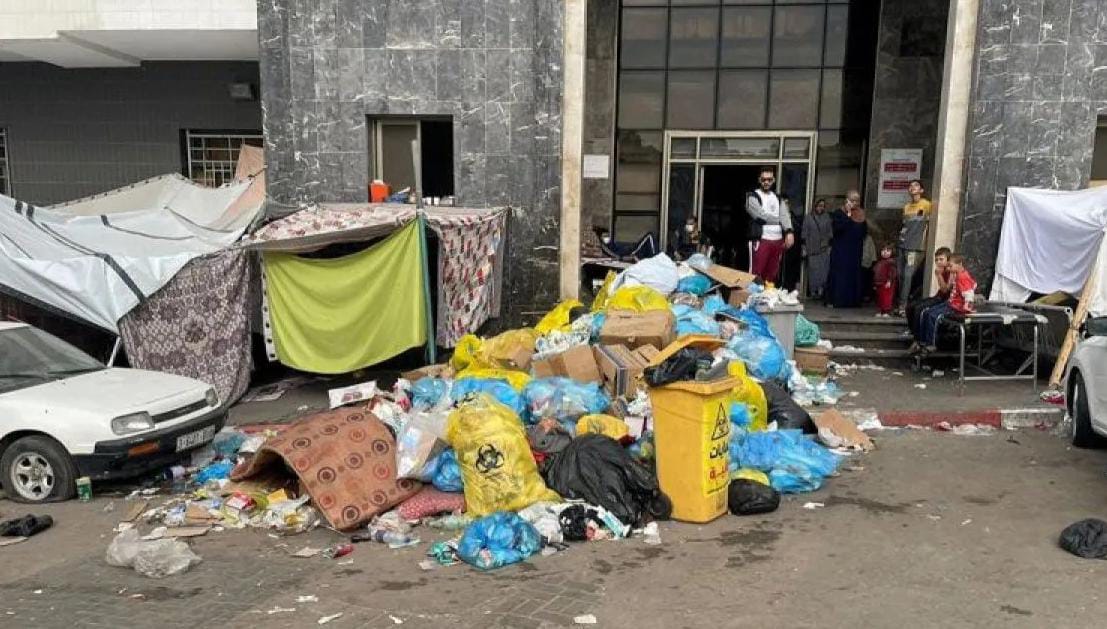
xmin=872 ymin=242 xmax=897 ymax=317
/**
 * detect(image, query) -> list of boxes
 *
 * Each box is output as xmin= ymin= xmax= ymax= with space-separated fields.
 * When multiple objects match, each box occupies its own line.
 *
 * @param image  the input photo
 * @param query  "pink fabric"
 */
xmin=752 ymin=238 xmax=786 ymax=283
xmin=397 ymin=486 xmax=466 ymax=520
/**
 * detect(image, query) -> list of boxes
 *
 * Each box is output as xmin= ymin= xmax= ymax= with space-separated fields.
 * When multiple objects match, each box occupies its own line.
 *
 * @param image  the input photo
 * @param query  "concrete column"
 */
xmin=926 ymin=0 xmax=979 ymax=291
xmin=559 ymin=0 xmax=587 ymax=300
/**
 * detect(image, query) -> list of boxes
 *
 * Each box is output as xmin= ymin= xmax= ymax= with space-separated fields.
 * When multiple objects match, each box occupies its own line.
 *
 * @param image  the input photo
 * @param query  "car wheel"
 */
xmin=0 ymin=435 xmax=78 ymax=503
xmin=1070 ymin=373 xmax=1104 ymax=449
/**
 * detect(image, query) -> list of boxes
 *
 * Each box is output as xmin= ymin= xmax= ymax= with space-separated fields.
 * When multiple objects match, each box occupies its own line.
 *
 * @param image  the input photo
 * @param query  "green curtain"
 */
xmin=263 ymin=221 xmax=427 ymax=374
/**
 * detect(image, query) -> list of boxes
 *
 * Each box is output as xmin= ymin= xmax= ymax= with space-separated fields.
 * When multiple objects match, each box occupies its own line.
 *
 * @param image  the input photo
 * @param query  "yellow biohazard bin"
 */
xmin=646 ymin=336 xmax=734 ymax=523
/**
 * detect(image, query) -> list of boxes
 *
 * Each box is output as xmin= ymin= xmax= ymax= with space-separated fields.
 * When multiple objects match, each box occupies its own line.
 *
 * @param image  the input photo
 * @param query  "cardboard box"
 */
xmin=696 ymin=263 xmax=756 ymax=289
xmin=728 ymin=288 xmax=752 ymax=307
xmin=593 ymin=344 xmax=658 ymax=398
xmin=401 ymin=363 xmax=454 ymax=382
xmin=488 ymin=341 xmax=534 ymax=371
xmin=599 ymin=309 xmax=676 ymax=351
xmin=531 ymin=344 xmax=602 ymax=383
xmin=794 ymin=346 xmax=829 ymax=374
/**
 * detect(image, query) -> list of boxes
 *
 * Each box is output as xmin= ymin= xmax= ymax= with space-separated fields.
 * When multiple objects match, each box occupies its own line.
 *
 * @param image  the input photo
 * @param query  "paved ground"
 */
xmin=2 ymin=428 xmax=1107 ymax=627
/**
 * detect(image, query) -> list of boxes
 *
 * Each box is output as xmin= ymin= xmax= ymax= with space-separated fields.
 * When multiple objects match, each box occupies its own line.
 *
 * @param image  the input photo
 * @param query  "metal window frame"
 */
xmin=184 ymin=130 xmax=263 ymax=188
xmin=370 ymin=118 xmax=421 ymax=183
xmin=0 ymin=127 xmax=10 ymax=196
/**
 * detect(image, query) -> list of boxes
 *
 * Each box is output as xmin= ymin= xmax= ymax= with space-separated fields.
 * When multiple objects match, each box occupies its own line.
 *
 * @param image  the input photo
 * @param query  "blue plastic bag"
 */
xmin=195 ymin=460 xmax=234 ymax=484
xmin=727 ymin=332 xmax=787 ymax=381
xmin=431 ymin=449 xmax=464 ymax=493
xmin=522 ymin=377 xmax=610 ymax=424
xmin=458 ymin=512 xmax=542 ymax=570
xmin=676 ymin=274 xmax=712 ymax=296
xmin=702 ymin=294 xmax=726 ymax=316
xmin=412 ymin=377 xmax=449 ymax=409
xmin=590 ymin=312 xmax=606 ymax=341
xmin=733 ymin=430 xmax=841 ymax=493
xmin=672 ymin=304 xmax=721 ymax=337
xmin=451 ymin=377 xmax=525 ymax=415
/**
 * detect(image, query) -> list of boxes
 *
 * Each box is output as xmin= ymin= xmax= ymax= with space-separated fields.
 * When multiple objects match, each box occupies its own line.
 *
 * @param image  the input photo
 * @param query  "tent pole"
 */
xmin=108 ymin=337 xmax=122 ymax=366
xmin=417 ymin=212 xmax=437 ymax=365
xmin=1049 ymin=254 xmax=1101 ymax=389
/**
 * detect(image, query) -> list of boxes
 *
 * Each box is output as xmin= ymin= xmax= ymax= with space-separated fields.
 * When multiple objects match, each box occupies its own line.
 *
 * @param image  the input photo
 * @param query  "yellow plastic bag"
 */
xmin=607 ymin=285 xmax=669 ymax=312
xmin=534 ymin=299 xmax=583 ymax=335
xmin=483 ymin=328 xmax=538 ymax=371
xmin=590 ymin=271 xmax=617 ymax=312
xmin=732 ymin=468 xmax=770 ymax=486
xmin=576 ymin=414 xmax=629 ymax=440
xmin=451 ymin=334 xmax=486 ymax=371
xmin=454 ymin=367 xmax=531 ymax=391
xmin=727 ymin=361 xmax=768 ymax=432
xmin=447 ymin=394 xmax=560 ymax=517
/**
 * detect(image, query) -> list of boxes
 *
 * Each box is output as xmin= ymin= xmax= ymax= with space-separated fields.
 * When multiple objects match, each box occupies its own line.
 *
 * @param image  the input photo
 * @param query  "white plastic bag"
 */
xmin=106 ymin=529 xmax=202 ymax=578
xmin=396 ymin=410 xmax=449 ymax=481
xmin=618 ymin=253 xmax=680 ymax=295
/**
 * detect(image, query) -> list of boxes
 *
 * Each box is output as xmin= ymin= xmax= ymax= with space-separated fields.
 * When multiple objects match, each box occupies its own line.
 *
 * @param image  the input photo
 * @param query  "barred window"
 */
xmin=184 ymin=130 xmax=263 ymax=188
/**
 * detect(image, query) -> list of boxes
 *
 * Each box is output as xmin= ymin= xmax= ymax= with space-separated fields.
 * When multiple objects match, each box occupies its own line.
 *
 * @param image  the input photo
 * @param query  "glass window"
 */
xmin=716 ymin=70 xmax=767 ymax=129
xmin=772 ymin=5 xmax=825 ymax=67
xmin=617 ymin=162 xmax=662 ymax=194
xmin=669 ymin=8 xmax=720 ymax=68
xmin=616 ymin=195 xmax=661 ymax=212
xmin=621 ymin=8 xmax=667 ymax=69
xmin=670 ymin=137 xmax=697 ymax=159
xmin=614 ymin=213 xmax=660 ymax=241
xmin=618 ymin=71 xmax=665 ymax=129
xmin=667 ymin=71 xmax=716 ymax=129
xmin=819 ymin=69 xmax=842 ymax=128
xmin=186 ymin=130 xmax=264 ymax=188
xmin=815 ymin=130 xmax=864 ymax=203
xmin=700 ymin=137 xmax=779 ymax=159
xmin=617 ymin=130 xmax=664 ymax=172
xmin=783 ymin=137 xmax=811 ymax=159
xmin=667 ymin=164 xmax=696 ymax=238
xmin=824 ymin=5 xmax=849 ymax=67
xmin=720 ymin=7 xmax=771 ymax=67
xmin=768 ymin=69 xmax=819 ymax=129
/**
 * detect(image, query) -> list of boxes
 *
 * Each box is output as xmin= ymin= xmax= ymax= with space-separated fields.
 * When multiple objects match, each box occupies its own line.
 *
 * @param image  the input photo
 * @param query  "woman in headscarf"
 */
xmin=802 ymin=198 xmax=833 ymax=300
xmin=824 ymin=190 xmax=867 ymax=308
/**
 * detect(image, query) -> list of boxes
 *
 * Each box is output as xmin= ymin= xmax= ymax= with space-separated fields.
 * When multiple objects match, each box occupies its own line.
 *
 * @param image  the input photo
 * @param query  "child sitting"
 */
xmin=917 ymin=253 xmax=977 ymax=352
xmin=873 ymin=243 xmax=897 ymax=317
xmin=907 ymin=247 xmax=952 ymax=351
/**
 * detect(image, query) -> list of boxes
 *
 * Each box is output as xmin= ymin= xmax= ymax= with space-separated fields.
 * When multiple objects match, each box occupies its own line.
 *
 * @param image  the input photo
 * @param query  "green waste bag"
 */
xmin=794 ymin=314 xmax=820 ymax=348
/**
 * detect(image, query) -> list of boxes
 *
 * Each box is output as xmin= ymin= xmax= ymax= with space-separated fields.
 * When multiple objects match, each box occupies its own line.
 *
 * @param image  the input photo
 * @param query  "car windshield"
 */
xmin=0 ymin=326 xmax=104 ymax=394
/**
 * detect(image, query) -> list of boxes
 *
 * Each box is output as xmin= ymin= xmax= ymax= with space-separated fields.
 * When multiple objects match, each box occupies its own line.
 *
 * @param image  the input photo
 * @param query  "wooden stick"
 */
xmin=1049 ymin=254 xmax=1102 ymax=388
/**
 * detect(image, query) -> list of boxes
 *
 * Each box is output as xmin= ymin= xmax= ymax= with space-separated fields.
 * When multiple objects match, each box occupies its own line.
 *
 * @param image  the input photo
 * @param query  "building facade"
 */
xmin=3 ymin=0 xmax=1107 ymax=315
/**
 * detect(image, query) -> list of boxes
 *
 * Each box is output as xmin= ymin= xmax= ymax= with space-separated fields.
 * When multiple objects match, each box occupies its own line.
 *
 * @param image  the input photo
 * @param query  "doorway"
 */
xmin=700 ymin=165 xmax=759 ymax=270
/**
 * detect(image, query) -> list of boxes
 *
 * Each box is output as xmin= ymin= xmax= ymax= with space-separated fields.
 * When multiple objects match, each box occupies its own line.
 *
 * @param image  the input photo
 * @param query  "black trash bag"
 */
xmin=527 ymin=422 xmax=572 ymax=455
xmin=1059 ymin=518 xmax=1107 ymax=559
xmin=762 ymin=381 xmax=815 ymax=433
xmin=644 ymin=348 xmax=714 ymax=387
xmin=558 ymin=505 xmax=602 ymax=542
xmin=0 ymin=514 xmax=54 ymax=537
xmin=541 ymin=434 xmax=671 ymax=527
xmin=728 ymin=479 xmax=780 ymax=516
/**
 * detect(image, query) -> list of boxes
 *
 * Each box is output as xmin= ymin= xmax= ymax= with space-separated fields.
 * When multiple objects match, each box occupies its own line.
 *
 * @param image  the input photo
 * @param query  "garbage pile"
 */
xmin=105 ymin=253 xmax=871 ymax=575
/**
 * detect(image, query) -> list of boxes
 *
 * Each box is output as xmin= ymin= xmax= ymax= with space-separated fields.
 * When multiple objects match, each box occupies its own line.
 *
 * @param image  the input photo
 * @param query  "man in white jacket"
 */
xmin=745 ymin=167 xmax=794 ymax=283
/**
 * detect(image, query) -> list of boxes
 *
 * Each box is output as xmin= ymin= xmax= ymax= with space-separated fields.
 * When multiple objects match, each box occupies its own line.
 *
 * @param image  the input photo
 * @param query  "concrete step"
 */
xmin=829 ymin=348 xmax=959 ymax=363
xmin=822 ymin=329 xmax=912 ymax=351
xmin=810 ymin=317 xmax=907 ymax=335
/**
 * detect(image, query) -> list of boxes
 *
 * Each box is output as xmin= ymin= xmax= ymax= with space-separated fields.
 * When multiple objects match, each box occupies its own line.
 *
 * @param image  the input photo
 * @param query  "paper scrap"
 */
xmin=297 ymin=595 xmax=320 ymax=603
xmin=293 ymin=546 xmax=323 ymax=558
xmin=0 ymin=537 xmax=27 ymax=547
xmin=318 ymin=613 xmax=343 ymax=625
xmin=575 ymin=615 xmax=598 ymax=625
xmin=167 ymin=526 xmax=210 ymax=538
xmin=914 ymin=383 xmax=927 ymax=389
xmin=122 ymin=499 xmax=149 ymax=523
xmin=268 ymin=607 xmax=296 ymax=615
xmin=389 ymin=615 xmax=404 ymax=624
xmin=802 ymin=502 xmax=825 ymax=510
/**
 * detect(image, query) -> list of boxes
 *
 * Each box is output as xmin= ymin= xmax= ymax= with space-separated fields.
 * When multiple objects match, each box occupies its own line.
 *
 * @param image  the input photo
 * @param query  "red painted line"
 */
xmin=878 ymin=409 xmax=1003 ymax=428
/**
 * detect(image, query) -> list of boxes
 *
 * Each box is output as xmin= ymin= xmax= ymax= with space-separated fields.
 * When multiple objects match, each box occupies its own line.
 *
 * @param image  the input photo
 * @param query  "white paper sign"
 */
xmin=583 ymin=154 xmax=609 ymax=179
xmin=877 ymin=148 xmax=923 ymax=209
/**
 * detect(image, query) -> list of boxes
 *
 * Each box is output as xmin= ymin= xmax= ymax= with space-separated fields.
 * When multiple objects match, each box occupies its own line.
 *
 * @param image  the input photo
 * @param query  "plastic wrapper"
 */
xmin=575 ymin=414 xmax=629 ymax=440
xmin=794 ymin=314 xmax=820 ymax=347
xmin=517 ymin=501 xmax=567 ymax=544
xmin=535 ymin=299 xmax=584 ymax=335
xmin=327 ymin=381 xmax=378 ymax=409
xmin=523 ymin=377 xmax=611 ymax=425
xmin=396 ymin=410 xmax=450 ymax=481
xmin=533 ymin=329 xmax=590 ymax=358
xmin=672 ymin=304 xmax=721 ymax=337
xmin=591 ymin=271 xmax=617 ymax=312
xmin=430 ymin=449 xmax=464 ymax=493
xmin=411 ymin=377 xmax=450 ymax=410
xmin=451 ymin=377 xmax=525 ymax=415
xmin=686 ymin=253 xmax=712 ymax=271
xmin=446 ymin=395 xmax=560 ymax=516
xmin=619 ymin=253 xmax=680 ymax=295
xmin=195 ymin=460 xmax=234 ymax=484
xmin=106 ymin=529 xmax=202 ymax=578
xmin=727 ymin=331 xmax=788 ymax=382
xmin=675 ymin=274 xmax=712 ymax=296
xmin=732 ymin=429 xmax=841 ymax=493
xmin=606 ymin=285 xmax=670 ymax=312
xmin=457 ymin=512 xmax=542 ymax=570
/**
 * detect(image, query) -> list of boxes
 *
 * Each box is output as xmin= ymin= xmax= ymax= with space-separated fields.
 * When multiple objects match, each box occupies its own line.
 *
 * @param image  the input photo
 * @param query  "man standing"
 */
xmin=896 ymin=179 xmax=933 ymax=314
xmin=745 ymin=167 xmax=794 ymax=283
xmin=802 ymin=198 xmax=833 ymax=300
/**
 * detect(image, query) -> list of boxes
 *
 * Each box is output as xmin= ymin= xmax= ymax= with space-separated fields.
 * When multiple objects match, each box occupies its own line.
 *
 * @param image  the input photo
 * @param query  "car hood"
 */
xmin=1 ymin=368 xmax=210 ymax=415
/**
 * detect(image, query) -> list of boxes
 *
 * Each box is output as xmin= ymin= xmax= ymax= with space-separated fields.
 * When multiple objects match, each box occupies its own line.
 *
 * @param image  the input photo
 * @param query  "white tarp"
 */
xmin=0 ymin=178 xmax=262 ymax=333
xmin=990 ymin=187 xmax=1107 ymax=303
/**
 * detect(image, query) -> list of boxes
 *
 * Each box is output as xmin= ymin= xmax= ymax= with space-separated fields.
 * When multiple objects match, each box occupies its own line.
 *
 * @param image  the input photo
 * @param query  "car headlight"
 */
xmin=111 ymin=412 xmax=154 ymax=435
xmin=204 ymin=388 xmax=219 ymax=408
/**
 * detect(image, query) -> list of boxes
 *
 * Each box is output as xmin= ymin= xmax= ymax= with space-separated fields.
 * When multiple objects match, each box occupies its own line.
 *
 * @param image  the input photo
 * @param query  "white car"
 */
xmin=1065 ymin=317 xmax=1107 ymax=447
xmin=0 ymin=322 xmax=225 ymax=502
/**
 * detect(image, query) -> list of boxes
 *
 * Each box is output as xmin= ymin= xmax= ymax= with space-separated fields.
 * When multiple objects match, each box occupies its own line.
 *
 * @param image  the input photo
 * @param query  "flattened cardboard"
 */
xmin=167 ymin=526 xmax=211 ymax=538
xmin=593 ymin=344 xmax=652 ymax=398
xmin=696 ymin=263 xmax=756 ymax=289
xmin=599 ymin=309 xmax=675 ymax=351
xmin=401 ymin=363 xmax=454 ymax=382
xmin=813 ymin=409 xmax=875 ymax=452
xmin=122 ymin=499 xmax=150 ymax=523
xmin=794 ymin=346 xmax=829 ymax=374
xmin=531 ymin=344 xmax=602 ymax=383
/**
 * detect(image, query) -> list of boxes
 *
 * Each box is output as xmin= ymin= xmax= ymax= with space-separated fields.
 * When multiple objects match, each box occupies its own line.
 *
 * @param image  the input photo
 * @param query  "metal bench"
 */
xmin=943 ymin=304 xmax=1046 ymax=394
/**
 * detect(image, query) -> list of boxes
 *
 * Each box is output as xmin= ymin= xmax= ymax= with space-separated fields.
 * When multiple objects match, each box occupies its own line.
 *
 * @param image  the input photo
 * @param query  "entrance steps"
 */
xmin=803 ymin=306 xmax=956 ymax=363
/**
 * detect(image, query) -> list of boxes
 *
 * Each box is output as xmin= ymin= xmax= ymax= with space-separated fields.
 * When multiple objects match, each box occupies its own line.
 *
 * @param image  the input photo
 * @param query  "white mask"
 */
xmin=685 ymin=223 xmax=695 ymax=233
xmin=601 ymin=236 xmax=611 ymax=244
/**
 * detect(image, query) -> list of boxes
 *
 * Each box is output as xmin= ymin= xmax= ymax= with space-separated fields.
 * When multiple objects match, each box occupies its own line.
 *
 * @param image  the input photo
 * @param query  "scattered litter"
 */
xmin=328 ymin=381 xmax=379 ymax=409
xmin=292 ymin=546 xmax=323 ymax=558
xmin=845 ymin=464 xmax=865 ymax=472
xmin=936 ymin=422 xmax=996 ymax=436
xmin=1059 ymin=518 xmax=1107 ymax=559
xmin=932 ymin=370 xmax=945 ymax=377
xmin=641 ymin=521 xmax=661 ymax=545
xmin=961 ymin=519 xmax=973 ymax=526
xmin=0 ymin=537 xmax=27 ymax=547
xmin=33 ymin=590 xmax=42 ymax=595
xmin=914 ymin=384 xmax=927 ymax=389
xmin=318 ymin=613 xmax=343 ymax=625
xmin=575 ymin=615 xmax=598 ymax=625
xmin=848 ymin=391 xmax=860 ymax=397
xmin=389 ymin=615 xmax=404 ymax=625
xmin=105 ymin=529 xmax=202 ymax=578
xmin=297 ymin=595 xmax=319 ymax=603
xmin=122 ymin=500 xmax=149 ymax=523
xmin=834 ymin=345 xmax=865 ymax=354
xmin=242 ymin=375 xmax=316 ymax=402
xmin=856 ymin=417 xmax=884 ymax=431
xmin=802 ymin=502 xmax=825 ymax=510
xmin=927 ymin=515 xmax=942 ymax=521
xmin=267 ymin=607 xmax=296 ymax=615
xmin=892 ymin=372 xmax=903 ymax=377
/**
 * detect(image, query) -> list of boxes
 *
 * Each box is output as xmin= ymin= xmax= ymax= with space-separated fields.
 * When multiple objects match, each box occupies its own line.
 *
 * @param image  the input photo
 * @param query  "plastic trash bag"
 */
xmin=451 ymin=377 xmax=526 ymax=415
xmin=0 ymin=514 xmax=52 ymax=537
xmin=643 ymin=347 xmax=714 ymax=387
xmin=702 ymin=294 xmax=727 ymax=316
xmin=195 ymin=460 xmax=234 ymax=484
xmin=430 ymin=449 xmax=464 ymax=493
xmin=1059 ymin=518 xmax=1107 ymax=559
xmin=728 ymin=479 xmax=781 ymax=516
xmin=447 ymin=395 xmax=560 ymax=516
xmin=672 ymin=304 xmax=721 ymax=337
xmin=483 ymin=328 xmax=538 ymax=369
xmin=733 ymin=430 xmax=841 ymax=494
xmin=453 ymin=367 xmax=531 ymax=392
xmin=523 ymin=377 xmax=610 ymax=424
xmin=591 ymin=271 xmax=617 ymax=312
xmin=676 ymin=274 xmax=712 ymax=296
xmin=106 ymin=529 xmax=202 ymax=578
xmin=727 ymin=331 xmax=787 ymax=381
xmin=794 ymin=314 xmax=820 ymax=347
xmin=541 ymin=434 xmax=671 ymax=527
xmin=535 ymin=299 xmax=584 ymax=335
xmin=728 ymin=361 xmax=768 ymax=431
xmin=619 ymin=253 xmax=680 ymax=295
xmin=732 ymin=468 xmax=770 ymax=485
xmin=686 ymin=253 xmax=713 ymax=272
xmin=457 ymin=512 xmax=542 ymax=570
xmin=607 ymin=285 xmax=670 ymax=312
xmin=396 ymin=411 xmax=450 ymax=481
xmin=412 ymin=377 xmax=450 ymax=410
xmin=762 ymin=381 xmax=815 ymax=432
xmin=575 ymin=414 xmax=629 ymax=440
xmin=450 ymin=334 xmax=486 ymax=371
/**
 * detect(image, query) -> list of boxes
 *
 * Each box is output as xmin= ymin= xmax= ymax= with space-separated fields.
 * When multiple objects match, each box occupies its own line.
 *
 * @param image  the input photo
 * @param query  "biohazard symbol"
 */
xmin=710 ymin=405 xmax=731 ymax=441
xmin=475 ymin=443 xmax=505 ymax=474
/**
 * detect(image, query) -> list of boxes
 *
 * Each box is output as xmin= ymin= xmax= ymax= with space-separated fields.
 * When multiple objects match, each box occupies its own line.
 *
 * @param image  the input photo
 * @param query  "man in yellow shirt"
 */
xmin=896 ymin=179 xmax=932 ymax=313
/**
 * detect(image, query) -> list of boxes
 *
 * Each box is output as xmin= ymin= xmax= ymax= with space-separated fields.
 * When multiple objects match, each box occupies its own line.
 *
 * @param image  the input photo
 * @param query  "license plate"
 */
xmin=176 ymin=425 xmax=216 ymax=452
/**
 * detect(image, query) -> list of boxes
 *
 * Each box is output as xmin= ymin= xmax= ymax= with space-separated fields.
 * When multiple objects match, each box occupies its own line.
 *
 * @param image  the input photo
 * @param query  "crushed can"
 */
xmin=75 ymin=476 xmax=92 ymax=502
